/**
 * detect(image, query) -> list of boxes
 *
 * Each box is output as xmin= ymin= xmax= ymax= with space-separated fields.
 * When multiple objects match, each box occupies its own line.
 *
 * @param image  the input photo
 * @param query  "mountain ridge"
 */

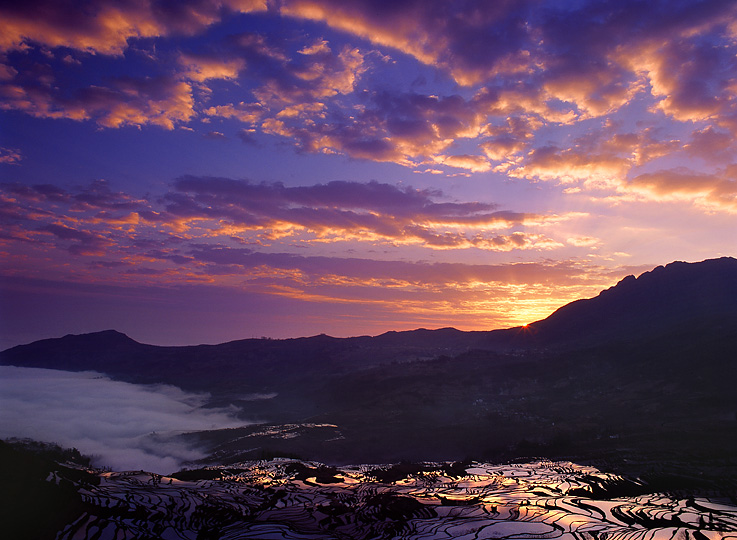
xmin=485 ymin=256 xmax=737 ymax=349
xmin=5 ymin=256 xmax=735 ymax=355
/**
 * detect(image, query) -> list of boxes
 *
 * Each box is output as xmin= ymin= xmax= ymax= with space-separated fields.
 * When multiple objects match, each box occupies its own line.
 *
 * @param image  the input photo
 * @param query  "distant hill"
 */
xmin=2 ymin=257 xmax=737 ymax=466
xmin=0 ymin=325 xmax=486 ymax=394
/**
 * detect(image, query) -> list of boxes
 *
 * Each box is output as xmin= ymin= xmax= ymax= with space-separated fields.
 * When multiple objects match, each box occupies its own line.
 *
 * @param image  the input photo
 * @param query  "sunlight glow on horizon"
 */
xmin=1 ymin=0 xmax=735 ymax=347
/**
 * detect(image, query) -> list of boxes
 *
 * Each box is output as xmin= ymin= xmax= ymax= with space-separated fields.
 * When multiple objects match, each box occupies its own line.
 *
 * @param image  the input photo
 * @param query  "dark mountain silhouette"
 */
xmin=5 ymin=257 xmax=735 ymax=373
xmin=486 ymin=256 xmax=737 ymax=349
xmin=2 ymin=256 xmax=737 ymax=467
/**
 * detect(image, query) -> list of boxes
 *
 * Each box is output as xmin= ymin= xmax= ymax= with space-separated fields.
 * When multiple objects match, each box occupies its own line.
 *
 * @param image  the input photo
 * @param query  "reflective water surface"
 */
xmin=58 ymin=459 xmax=737 ymax=539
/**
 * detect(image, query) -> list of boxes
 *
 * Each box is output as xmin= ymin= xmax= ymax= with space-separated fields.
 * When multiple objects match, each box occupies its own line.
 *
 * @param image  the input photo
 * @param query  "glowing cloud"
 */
xmin=626 ymin=168 xmax=737 ymax=213
xmin=0 ymin=0 xmax=267 ymax=55
xmin=1 ymin=0 xmax=735 ymax=347
xmin=179 ymin=54 xmax=245 ymax=82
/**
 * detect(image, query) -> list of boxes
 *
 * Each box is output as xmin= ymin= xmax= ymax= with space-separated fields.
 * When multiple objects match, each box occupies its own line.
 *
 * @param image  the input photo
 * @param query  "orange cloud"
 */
xmin=684 ymin=127 xmax=736 ymax=162
xmin=478 ymin=116 xmax=537 ymax=162
xmin=251 ymin=44 xmax=366 ymax=105
xmin=0 ymin=0 xmax=267 ymax=55
xmin=510 ymin=145 xmax=630 ymax=188
xmin=179 ymin=54 xmax=245 ymax=82
xmin=0 ymin=147 xmax=22 ymax=165
xmin=160 ymin=178 xmax=582 ymax=251
xmin=480 ymin=138 xmax=527 ymax=162
xmin=508 ymin=123 xmax=684 ymax=191
xmin=616 ymin=27 xmax=737 ymax=128
xmin=174 ymin=247 xmax=622 ymax=330
xmin=278 ymin=0 xmax=539 ymax=86
xmin=0 ymin=63 xmax=17 ymax=81
xmin=435 ymin=154 xmax=491 ymax=173
xmin=280 ymin=0 xmax=443 ymax=69
xmin=261 ymin=118 xmax=411 ymax=165
xmin=98 ymin=79 xmax=196 ymax=129
xmin=276 ymin=103 xmax=326 ymax=119
xmin=2 ymin=178 xmax=578 ymax=262
xmin=566 ymin=235 xmax=600 ymax=248
xmin=542 ymin=64 xmax=641 ymax=118
xmin=625 ymin=167 xmax=737 ymax=213
xmin=473 ymin=86 xmax=577 ymax=125
xmin=0 ymin=73 xmax=195 ymax=129
xmin=599 ymin=128 xmax=681 ymax=166
xmin=259 ymin=91 xmax=490 ymax=167
xmin=204 ymin=102 xmax=264 ymax=123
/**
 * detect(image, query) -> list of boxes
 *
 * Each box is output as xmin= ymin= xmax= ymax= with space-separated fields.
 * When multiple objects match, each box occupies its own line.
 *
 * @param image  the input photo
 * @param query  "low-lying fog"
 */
xmin=0 ymin=365 xmax=247 ymax=474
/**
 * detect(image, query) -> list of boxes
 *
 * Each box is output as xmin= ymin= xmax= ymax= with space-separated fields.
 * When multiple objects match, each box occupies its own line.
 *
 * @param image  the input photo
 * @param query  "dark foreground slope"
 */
xmin=0 ymin=440 xmax=98 ymax=540
xmin=2 ymin=257 xmax=737 ymax=467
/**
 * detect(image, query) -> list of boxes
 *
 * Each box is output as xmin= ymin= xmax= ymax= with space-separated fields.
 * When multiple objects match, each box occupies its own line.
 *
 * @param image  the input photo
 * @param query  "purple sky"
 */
xmin=1 ymin=0 xmax=736 ymax=348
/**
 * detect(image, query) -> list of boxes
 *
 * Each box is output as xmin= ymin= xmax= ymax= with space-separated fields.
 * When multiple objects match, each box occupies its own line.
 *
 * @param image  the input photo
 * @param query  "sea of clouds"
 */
xmin=0 ymin=365 xmax=247 ymax=474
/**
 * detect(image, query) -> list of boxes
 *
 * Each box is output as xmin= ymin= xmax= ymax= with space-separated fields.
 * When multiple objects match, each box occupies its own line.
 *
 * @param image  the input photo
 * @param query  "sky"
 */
xmin=1 ymin=0 xmax=736 ymax=348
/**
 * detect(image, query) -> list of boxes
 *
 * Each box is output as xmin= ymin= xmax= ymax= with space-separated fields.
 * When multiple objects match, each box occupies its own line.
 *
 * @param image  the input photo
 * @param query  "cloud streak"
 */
xmin=2 ymin=178 xmax=570 ymax=253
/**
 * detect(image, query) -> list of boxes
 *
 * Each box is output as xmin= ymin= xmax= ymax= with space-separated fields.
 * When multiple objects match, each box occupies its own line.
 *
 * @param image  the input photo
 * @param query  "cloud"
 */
xmin=0 ymin=147 xmax=22 ymax=165
xmin=178 ymin=246 xmax=591 ymax=290
xmin=271 ymin=0 xmax=737 ymax=164
xmin=0 ymin=253 xmax=629 ymax=352
xmin=237 ymin=128 xmax=259 ymax=145
xmin=621 ymin=37 xmax=737 ymax=125
xmin=160 ymin=177 xmax=567 ymax=249
xmin=0 ymin=366 xmax=246 ymax=474
xmin=137 ymin=248 xmax=616 ymax=330
xmin=223 ymin=32 xmax=367 ymax=106
xmin=3 ymin=0 xmax=735 ymax=178
xmin=625 ymin=167 xmax=737 ymax=213
xmin=1 ymin=177 xmax=576 ymax=255
xmin=2 ymin=247 xmax=618 ymax=337
xmin=542 ymin=62 xmax=640 ymax=119
xmin=1 ymin=180 xmax=155 ymax=258
xmin=567 ymin=235 xmax=600 ymax=248
xmin=279 ymin=0 xmax=537 ymax=86
xmin=0 ymin=69 xmax=196 ymax=129
xmin=262 ymin=90 xmax=488 ymax=167
xmin=0 ymin=21 xmax=368 ymax=132
xmin=506 ymin=122 xmax=683 ymax=191
xmin=510 ymin=144 xmax=630 ymax=188
xmin=0 ymin=0 xmax=267 ymax=55
xmin=3 ymin=2 xmax=735 ymax=354
xmin=37 ymin=223 xmax=112 ymax=256
xmin=179 ymin=53 xmax=245 ymax=82
xmin=684 ymin=126 xmax=736 ymax=162
xmin=4 ymin=179 xmax=144 ymax=210
xmin=204 ymin=130 xmax=227 ymax=139
xmin=204 ymin=102 xmax=264 ymax=124
xmin=435 ymin=154 xmax=491 ymax=173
